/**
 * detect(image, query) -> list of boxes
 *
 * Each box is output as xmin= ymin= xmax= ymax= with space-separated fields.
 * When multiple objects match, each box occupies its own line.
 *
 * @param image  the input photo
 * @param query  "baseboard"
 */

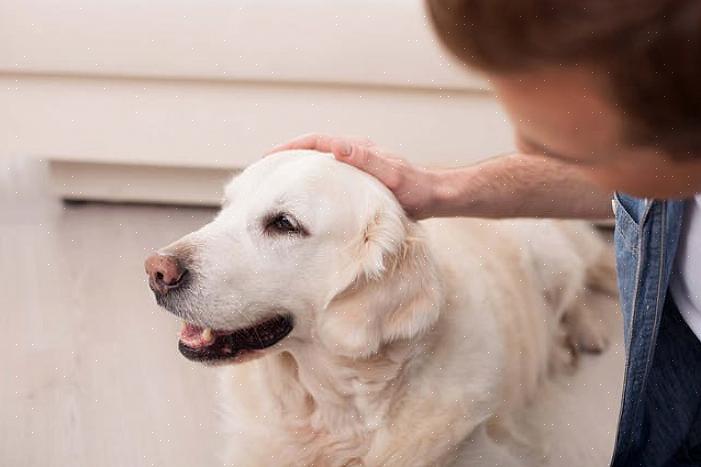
xmin=49 ymin=160 xmax=237 ymax=206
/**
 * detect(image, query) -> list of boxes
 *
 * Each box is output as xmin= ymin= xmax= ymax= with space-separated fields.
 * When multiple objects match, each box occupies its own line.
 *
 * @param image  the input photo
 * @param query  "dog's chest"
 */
xmin=220 ymin=361 xmax=398 ymax=466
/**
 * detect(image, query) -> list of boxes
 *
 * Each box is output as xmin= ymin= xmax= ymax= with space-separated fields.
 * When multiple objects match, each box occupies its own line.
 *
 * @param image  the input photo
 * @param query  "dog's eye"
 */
xmin=264 ymin=213 xmax=307 ymax=236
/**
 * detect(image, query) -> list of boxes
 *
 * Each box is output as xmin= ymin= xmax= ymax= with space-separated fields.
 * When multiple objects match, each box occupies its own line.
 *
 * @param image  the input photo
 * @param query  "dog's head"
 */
xmin=145 ymin=150 xmax=442 ymax=364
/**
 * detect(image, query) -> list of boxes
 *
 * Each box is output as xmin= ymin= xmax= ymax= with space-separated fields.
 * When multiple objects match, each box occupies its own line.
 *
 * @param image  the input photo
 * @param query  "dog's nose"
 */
xmin=145 ymin=253 xmax=188 ymax=294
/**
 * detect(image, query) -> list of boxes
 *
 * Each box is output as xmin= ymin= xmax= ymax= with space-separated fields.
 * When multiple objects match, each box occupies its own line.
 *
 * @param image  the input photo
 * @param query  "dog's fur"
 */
xmin=157 ymin=150 xmax=614 ymax=466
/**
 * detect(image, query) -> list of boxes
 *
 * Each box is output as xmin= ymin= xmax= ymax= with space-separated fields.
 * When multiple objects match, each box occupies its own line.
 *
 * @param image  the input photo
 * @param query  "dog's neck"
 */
xmin=254 ymin=224 xmax=445 ymax=459
xmin=261 ymin=331 xmax=434 ymax=442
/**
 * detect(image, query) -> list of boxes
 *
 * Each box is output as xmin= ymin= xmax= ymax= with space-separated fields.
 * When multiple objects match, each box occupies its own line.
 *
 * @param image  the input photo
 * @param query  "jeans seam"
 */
xmin=631 ymin=202 xmax=667 ymax=447
xmin=611 ymin=199 xmax=653 ymax=464
xmin=623 ymin=201 xmax=667 ymax=462
xmin=641 ymin=200 xmax=667 ymax=396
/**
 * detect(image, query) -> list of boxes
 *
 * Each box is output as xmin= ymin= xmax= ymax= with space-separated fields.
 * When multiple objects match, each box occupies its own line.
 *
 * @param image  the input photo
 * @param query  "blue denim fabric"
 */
xmin=609 ymin=193 xmax=697 ymax=466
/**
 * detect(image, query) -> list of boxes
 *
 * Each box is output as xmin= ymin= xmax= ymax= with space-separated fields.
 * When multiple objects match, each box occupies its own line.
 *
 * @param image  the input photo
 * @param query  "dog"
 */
xmin=145 ymin=150 xmax=614 ymax=466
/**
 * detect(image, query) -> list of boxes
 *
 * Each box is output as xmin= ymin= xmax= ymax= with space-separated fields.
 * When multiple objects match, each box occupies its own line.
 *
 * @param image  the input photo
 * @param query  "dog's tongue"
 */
xmin=179 ymin=323 xmax=215 ymax=349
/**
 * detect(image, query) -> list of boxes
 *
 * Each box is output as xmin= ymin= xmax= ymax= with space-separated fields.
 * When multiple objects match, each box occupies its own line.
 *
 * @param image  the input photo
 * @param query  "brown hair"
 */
xmin=426 ymin=0 xmax=701 ymax=157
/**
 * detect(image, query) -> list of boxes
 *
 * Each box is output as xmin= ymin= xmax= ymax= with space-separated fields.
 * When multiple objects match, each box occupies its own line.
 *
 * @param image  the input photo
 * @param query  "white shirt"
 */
xmin=670 ymin=194 xmax=701 ymax=341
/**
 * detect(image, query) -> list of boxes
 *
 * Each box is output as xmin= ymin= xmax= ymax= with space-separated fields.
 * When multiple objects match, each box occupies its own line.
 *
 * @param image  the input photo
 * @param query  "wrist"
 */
xmin=426 ymin=169 xmax=451 ymax=217
xmin=423 ymin=167 xmax=472 ymax=218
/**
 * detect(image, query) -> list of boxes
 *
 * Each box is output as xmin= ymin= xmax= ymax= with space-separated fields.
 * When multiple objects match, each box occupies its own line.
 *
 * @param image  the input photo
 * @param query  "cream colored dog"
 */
xmin=146 ymin=150 xmax=614 ymax=466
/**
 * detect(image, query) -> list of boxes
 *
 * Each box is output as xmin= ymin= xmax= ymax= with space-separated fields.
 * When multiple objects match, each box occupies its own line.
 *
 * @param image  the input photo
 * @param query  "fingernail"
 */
xmin=338 ymin=142 xmax=352 ymax=157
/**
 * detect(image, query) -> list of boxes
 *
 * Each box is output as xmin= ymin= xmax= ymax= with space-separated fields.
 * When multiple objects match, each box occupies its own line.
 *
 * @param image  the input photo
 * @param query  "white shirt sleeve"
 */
xmin=670 ymin=194 xmax=701 ymax=341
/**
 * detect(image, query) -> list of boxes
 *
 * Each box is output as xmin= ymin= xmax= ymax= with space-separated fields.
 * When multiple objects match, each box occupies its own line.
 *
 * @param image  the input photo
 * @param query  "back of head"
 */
xmin=426 ymin=0 xmax=701 ymax=158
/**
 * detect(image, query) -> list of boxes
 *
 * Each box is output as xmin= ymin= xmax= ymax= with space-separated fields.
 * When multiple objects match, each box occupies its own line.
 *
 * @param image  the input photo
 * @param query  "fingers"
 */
xmin=266 ymin=133 xmax=422 ymax=212
xmin=332 ymin=141 xmax=404 ymax=190
xmin=273 ymin=134 xmax=398 ymax=181
xmin=267 ymin=133 xmax=336 ymax=155
xmin=267 ymin=133 xmax=373 ymax=156
xmin=266 ymin=133 xmax=400 ymax=188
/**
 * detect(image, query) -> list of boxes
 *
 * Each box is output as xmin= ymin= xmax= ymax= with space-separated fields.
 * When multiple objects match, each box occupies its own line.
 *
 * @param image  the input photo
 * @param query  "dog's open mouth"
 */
xmin=178 ymin=315 xmax=294 ymax=362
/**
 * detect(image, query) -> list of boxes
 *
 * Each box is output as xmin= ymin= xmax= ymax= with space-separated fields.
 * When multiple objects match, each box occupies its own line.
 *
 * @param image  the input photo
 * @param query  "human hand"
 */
xmin=268 ymin=134 xmax=440 ymax=219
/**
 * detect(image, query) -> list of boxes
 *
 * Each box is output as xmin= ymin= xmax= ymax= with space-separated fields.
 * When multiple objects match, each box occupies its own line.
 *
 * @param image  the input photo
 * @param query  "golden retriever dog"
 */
xmin=145 ymin=150 xmax=613 ymax=466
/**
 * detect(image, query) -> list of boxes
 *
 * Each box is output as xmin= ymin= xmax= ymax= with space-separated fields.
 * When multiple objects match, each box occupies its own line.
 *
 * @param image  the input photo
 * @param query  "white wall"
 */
xmin=0 ymin=0 xmax=516 ymax=204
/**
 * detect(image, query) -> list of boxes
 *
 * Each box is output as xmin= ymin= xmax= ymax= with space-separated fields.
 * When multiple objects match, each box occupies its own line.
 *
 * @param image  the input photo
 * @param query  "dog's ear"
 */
xmin=220 ymin=169 xmax=243 ymax=207
xmin=317 ymin=209 xmax=443 ymax=359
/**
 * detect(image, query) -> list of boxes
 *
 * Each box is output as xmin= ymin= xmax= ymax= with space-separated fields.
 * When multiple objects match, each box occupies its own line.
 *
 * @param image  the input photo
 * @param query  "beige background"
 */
xmin=1 ymin=0 xmax=514 ymax=205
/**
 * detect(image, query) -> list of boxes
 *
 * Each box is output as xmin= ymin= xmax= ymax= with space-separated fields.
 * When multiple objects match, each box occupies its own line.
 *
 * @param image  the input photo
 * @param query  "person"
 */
xmin=270 ymin=1 xmax=701 ymax=465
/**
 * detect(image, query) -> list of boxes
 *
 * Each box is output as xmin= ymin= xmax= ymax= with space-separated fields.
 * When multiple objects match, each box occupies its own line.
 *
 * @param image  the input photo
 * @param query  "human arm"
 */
xmin=269 ymin=134 xmax=613 ymax=220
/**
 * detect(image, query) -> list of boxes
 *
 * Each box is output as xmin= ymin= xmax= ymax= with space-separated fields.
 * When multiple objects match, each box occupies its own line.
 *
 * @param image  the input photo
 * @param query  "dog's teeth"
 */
xmin=201 ymin=328 xmax=214 ymax=343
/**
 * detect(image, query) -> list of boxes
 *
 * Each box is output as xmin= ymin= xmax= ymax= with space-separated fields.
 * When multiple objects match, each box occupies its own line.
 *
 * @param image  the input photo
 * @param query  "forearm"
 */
xmin=428 ymin=153 xmax=613 ymax=219
xmin=269 ymin=134 xmax=613 ymax=220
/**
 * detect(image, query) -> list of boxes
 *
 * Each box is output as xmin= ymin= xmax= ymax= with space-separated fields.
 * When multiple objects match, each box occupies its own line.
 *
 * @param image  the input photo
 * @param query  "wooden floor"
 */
xmin=1 ymin=155 xmax=625 ymax=467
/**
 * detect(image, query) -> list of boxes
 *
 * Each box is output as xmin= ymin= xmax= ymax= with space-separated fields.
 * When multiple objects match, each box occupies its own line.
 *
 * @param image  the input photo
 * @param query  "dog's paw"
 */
xmin=549 ymin=334 xmax=578 ymax=374
xmin=569 ymin=321 xmax=610 ymax=354
xmin=562 ymin=302 xmax=611 ymax=354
